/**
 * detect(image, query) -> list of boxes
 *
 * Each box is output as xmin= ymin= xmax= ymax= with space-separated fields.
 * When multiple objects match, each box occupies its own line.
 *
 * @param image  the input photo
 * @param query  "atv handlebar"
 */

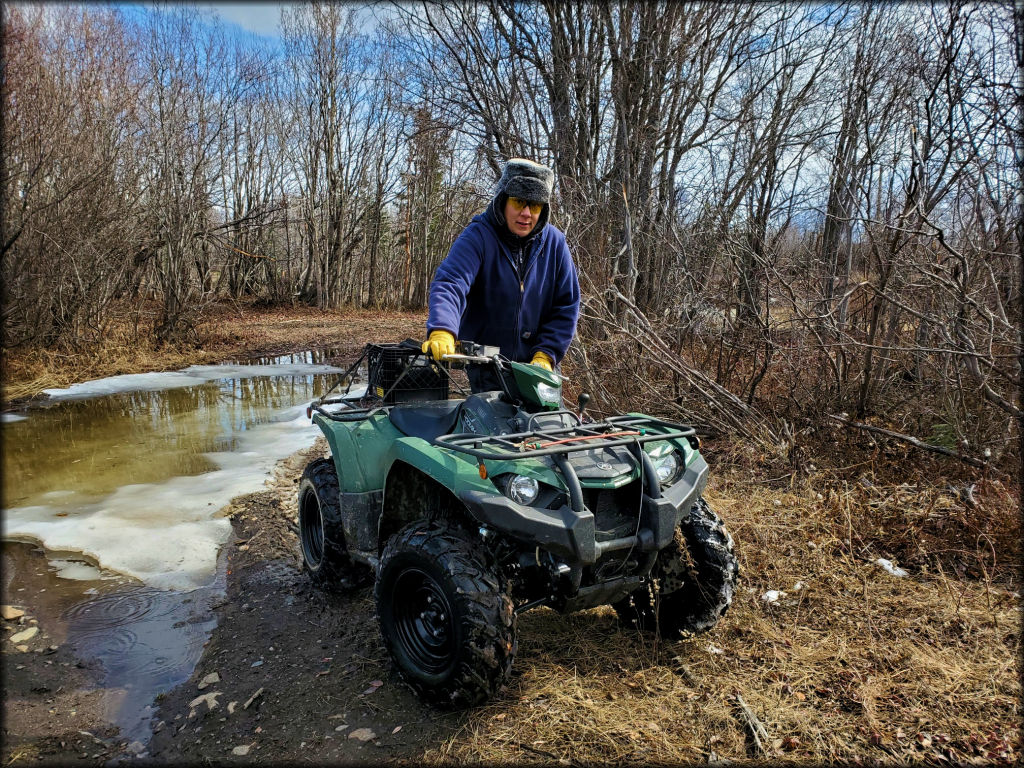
xmin=440 ymin=353 xmax=495 ymax=364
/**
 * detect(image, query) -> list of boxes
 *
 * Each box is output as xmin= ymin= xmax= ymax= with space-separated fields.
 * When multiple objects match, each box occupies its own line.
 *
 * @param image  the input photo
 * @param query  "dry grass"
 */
xmin=427 ymin=468 xmax=1020 ymax=765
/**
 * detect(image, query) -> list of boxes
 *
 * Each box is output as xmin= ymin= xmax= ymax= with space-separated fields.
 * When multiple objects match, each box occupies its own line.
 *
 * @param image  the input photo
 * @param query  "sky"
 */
xmin=202 ymin=2 xmax=286 ymax=38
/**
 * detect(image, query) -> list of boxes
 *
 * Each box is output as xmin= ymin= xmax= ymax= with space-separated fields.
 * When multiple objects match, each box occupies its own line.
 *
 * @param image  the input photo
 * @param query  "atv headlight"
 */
xmin=652 ymin=451 xmax=682 ymax=485
xmin=536 ymin=381 xmax=561 ymax=404
xmin=506 ymin=475 xmax=540 ymax=505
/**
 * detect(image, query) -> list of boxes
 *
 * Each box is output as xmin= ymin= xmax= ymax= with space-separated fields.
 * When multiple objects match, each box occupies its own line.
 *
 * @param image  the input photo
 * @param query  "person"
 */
xmin=421 ymin=158 xmax=580 ymax=393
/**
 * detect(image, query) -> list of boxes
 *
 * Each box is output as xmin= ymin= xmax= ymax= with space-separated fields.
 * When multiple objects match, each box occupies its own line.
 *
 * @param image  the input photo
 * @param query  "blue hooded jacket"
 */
xmin=426 ymin=201 xmax=580 ymax=364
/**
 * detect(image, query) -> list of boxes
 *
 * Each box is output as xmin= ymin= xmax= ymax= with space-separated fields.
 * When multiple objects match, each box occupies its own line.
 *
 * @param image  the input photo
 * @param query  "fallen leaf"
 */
xmin=793 ymin=691 xmax=806 ymax=701
xmin=392 ymin=726 xmax=402 ymax=734
xmin=10 ymin=627 xmax=39 ymax=644
xmin=198 ymin=672 xmax=220 ymax=690
xmin=348 ymin=728 xmax=376 ymax=742
xmin=188 ymin=692 xmax=220 ymax=711
xmin=231 ymin=744 xmax=251 ymax=756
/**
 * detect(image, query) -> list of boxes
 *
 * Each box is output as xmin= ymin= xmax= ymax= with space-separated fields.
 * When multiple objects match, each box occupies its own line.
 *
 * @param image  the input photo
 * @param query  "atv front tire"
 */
xmin=614 ymin=497 xmax=739 ymax=637
xmin=297 ymin=457 xmax=369 ymax=590
xmin=375 ymin=519 xmax=516 ymax=708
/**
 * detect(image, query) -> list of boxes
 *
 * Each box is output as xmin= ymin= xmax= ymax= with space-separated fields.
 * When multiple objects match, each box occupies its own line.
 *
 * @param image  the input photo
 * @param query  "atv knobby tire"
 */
xmin=297 ymin=457 xmax=369 ymax=590
xmin=614 ymin=497 xmax=739 ymax=637
xmin=375 ymin=519 xmax=516 ymax=708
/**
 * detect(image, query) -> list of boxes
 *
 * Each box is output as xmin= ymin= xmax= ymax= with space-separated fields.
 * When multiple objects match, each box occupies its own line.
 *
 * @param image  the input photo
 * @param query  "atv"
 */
xmin=299 ymin=340 xmax=738 ymax=708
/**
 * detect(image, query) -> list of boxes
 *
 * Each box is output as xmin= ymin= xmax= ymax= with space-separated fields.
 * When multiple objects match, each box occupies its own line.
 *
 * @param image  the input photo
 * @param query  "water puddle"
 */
xmin=1 ymin=348 xmax=350 ymax=742
xmin=3 ymin=541 xmax=225 ymax=744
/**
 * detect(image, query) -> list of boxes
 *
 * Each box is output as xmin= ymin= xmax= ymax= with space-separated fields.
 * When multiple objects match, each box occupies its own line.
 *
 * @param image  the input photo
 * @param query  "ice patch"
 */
xmin=2 ymin=412 xmax=28 ymax=423
xmin=51 ymin=559 xmax=105 ymax=581
xmin=875 ymin=558 xmax=908 ymax=578
xmin=3 ymin=403 xmax=321 ymax=591
xmin=41 ymin=363 xmax=344 ymax=402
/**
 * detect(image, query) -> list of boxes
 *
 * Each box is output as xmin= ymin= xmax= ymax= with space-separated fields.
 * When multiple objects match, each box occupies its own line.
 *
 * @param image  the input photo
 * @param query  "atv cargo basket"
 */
xmin=366 ymin=342 xmax=449 ymax=404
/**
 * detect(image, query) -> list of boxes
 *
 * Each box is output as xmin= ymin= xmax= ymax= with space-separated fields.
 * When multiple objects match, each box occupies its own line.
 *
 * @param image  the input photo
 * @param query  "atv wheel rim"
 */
xmin=300 ymin=492 xmax=325 ymax=568
xmin=391 ymin=567 xmax=456 ymax=675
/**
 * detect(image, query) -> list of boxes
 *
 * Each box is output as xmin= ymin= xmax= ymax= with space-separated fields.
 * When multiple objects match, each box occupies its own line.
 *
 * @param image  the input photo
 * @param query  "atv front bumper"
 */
xmin=458 ymin=453 xmax=709 ymax=565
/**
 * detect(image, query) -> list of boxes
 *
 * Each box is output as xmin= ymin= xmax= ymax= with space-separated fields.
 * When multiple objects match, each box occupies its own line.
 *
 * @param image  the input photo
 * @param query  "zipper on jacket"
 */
xmin=504 ymin=235 xmax=542 ymax=360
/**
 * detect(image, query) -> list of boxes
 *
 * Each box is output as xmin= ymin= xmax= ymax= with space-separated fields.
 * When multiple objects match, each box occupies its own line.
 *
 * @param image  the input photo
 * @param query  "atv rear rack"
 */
xmin=433 ymin=414 xmax=698 ymax=460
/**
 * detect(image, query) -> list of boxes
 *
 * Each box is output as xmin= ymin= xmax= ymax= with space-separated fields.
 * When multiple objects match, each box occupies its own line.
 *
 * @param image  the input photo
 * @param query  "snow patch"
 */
xmin=2 ymin=412 xmax=27 ymax=423
xmin=875 ymin=558 xmax=908 ymax=578
xmin=51 ymin=559 xmax=106 ymax=581
xmin=41 ymin=363 xmax=344 ymax=401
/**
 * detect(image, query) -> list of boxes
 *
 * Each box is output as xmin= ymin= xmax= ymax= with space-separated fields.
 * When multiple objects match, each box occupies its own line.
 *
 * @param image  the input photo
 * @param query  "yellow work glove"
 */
xmin=422 ymin=330 xmax=456 ymax=362
xmin=530 ymin=351 xmax=553 ymax=371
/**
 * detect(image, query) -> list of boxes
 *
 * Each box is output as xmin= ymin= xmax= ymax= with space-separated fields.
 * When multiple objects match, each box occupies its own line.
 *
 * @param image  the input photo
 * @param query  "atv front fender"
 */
xmin=383 ymin=437 xmax=495 ymax=495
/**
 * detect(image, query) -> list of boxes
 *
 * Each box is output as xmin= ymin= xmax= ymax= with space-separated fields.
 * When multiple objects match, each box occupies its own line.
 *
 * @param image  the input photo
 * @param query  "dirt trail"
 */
xmin=145 ymin=441 xmax=465 ymax=763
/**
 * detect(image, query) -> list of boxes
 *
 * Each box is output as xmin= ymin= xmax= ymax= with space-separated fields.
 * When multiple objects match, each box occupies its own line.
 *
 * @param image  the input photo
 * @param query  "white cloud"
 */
xmin=204 ymin=2 xmax=286 ymax=37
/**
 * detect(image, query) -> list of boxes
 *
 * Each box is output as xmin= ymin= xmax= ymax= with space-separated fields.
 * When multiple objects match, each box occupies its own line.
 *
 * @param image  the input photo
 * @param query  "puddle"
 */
xmin=1 ymin=349 xmax=351 ymax=742
xmin=2 ymin=353 xmax=349 ymax=589
xmin=3 ymin=541 xmax=225 ymax=744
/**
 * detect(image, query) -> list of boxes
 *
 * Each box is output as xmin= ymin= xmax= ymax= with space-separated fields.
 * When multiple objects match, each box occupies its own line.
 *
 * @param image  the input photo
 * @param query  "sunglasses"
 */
xmin=508 ymin=196 xmax=543 ymax=215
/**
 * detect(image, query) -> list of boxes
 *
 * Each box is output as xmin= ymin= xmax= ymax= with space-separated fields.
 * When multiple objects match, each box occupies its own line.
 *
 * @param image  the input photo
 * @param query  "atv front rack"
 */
xmin=433 ymin=414 xmax=698 ymax=461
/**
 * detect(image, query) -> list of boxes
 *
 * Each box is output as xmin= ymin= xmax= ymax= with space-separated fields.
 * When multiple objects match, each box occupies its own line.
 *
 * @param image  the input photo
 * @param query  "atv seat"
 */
xmin=388 ymin=400 xmax=462 ymax=442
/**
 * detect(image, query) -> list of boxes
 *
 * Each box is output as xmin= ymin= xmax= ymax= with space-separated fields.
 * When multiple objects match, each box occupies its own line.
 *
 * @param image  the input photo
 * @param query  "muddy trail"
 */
xmin=144 ymin=443 xmax=466 ymax=764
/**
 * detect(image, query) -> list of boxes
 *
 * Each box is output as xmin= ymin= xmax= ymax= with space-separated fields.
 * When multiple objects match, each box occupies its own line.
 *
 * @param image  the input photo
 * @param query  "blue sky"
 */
xmin=202 ymin=2 xmax=285 ymax=38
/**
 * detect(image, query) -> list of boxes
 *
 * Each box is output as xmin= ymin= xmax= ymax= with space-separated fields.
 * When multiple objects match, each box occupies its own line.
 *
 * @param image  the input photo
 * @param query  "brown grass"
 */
xmin=427 ymin=469 xmax=1020 ymax=765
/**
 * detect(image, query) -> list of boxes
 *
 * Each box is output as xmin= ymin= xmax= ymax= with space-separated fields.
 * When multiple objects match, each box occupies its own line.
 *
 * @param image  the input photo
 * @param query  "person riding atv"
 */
xmin=297 ymin=159 xmax=736 ymax=709
xmin=421 ymin=157 xmax=580 ymax=392
xmin=299 ymin=341 xmax=739 ymax=708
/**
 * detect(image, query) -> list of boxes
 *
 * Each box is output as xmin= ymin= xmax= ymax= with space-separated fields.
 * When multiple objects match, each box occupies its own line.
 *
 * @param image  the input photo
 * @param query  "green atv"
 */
xmin=299 ymin=340 xmax=738 ymax=708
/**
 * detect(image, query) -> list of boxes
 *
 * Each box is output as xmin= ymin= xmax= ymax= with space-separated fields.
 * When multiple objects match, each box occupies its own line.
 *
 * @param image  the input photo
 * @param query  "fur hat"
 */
xmin=495 ymin=158 xmax=554 ymax=203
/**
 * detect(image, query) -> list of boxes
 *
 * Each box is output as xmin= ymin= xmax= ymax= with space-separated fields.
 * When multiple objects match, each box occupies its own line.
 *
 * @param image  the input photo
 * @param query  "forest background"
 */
xmin=2 ymin=4 xmax=1021 ymax=761
xmin=2 ymin=1 xmax=1020 ymax=472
